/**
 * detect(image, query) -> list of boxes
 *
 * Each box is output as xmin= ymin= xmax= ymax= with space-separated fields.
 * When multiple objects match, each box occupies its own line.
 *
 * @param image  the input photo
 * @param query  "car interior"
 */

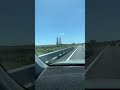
xmin=35 ymin=54 xmax=85 ymax=90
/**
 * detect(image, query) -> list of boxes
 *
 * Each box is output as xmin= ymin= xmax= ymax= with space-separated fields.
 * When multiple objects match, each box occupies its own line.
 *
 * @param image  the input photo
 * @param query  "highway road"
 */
xmin=86 ymin=45 xmax=120 ymax=79
xmin=85 ymin=45 xmax=106 ymax=68
xmin=8 ymin=64 xmax=35 ymax=90
xmin=53 ymin=45 xmax=85 ymax=64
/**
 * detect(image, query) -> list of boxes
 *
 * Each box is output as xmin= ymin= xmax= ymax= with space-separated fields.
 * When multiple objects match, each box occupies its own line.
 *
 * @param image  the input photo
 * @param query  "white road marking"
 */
xmin=52 ymin=56 xmax=57 ymax=60
xmin=8 ymin=64 xmax=34 ymax=73
xmin=24 ymin=82 xmax=34 ymax=88
xmin=85 ymin=45 xmax=108 ymax=73
xmin=59 ymin=54 xmax=62 ymax=56
xmin=66 ymin=46 xmax=80 ymax=61
xmin=45 ymin=61 xmax=49 ymax=64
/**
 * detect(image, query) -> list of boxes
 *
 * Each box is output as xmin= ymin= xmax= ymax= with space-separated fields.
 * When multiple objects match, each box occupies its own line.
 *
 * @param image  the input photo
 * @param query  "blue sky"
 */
xmin=35 ymin=0 xmax=85 ymax=45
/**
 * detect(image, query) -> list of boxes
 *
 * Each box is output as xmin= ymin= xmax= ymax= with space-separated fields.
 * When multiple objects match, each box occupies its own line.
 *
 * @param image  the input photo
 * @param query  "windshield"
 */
xmin=35 ymin=0 xmax=85 ymax=65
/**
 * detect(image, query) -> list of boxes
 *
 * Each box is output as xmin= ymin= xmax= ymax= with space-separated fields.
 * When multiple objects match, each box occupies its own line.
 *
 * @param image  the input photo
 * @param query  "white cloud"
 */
xmin=59 ymin=33 xmax=64 ymax=36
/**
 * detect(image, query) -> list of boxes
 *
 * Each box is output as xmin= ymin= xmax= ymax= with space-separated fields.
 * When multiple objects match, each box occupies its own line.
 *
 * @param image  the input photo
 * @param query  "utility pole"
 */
xmin=56 ymin=37 xmax=59 ymax=46
xmin=59 ymin=37 xmax=61 ymax=45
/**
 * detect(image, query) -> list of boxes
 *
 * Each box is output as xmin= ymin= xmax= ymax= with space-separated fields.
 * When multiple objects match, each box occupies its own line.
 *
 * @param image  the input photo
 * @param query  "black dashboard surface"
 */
xmin=35 ymin=66 xmax=85 ymax=90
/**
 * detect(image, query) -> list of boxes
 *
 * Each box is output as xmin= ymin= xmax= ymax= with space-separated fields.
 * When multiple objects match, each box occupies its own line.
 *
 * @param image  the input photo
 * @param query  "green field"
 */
xmin=0 ymin=44 xmax=80 ymax=70
xmin=0 ymin=45 xmax=34 ymax=70
xmin=86 ymin=42 xmax=108 ymax=49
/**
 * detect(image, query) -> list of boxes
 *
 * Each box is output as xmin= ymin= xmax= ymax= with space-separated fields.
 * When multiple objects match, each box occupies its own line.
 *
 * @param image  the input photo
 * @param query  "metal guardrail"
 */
xmin=0 ymin=65 xmax=25 ymax=90
xmin=8 ymin=64 xmax=35 ymax=89
xmin=85 ymin=48 xmax=93 ymax=59
xmin=38 ymin=47 xmax=74 ymax=64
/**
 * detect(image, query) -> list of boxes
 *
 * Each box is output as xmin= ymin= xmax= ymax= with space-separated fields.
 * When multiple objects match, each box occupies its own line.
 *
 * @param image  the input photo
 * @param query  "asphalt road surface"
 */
xmin=85 ymin=45 xmax=106 ymax=68
xmin=86 ymin=45 xmax=120 ymax=79
xmin=8 ymin=64 xmax=35 ymax=90
xmin=53 ymin=45 xmax=85 ymax=64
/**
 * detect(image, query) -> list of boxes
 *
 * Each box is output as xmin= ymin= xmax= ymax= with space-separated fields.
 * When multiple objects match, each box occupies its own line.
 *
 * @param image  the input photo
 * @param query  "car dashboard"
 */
xmin=35 ymin=66 xmax=85 ymax=90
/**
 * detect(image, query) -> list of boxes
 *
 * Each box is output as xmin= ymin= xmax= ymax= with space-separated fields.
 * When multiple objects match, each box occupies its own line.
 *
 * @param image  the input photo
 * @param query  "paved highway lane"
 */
xmin=86 ymin=45 xmax=120 ymax=79
xmin=68 ymin=45 xmax=85 ymax=61
xmin=8 ymin=64 xmax=35 ymax=89
xmin=85 ymin=45 xmax=106 ymax=68
xmin=53 ymin=45 xmax=85 ymax=64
